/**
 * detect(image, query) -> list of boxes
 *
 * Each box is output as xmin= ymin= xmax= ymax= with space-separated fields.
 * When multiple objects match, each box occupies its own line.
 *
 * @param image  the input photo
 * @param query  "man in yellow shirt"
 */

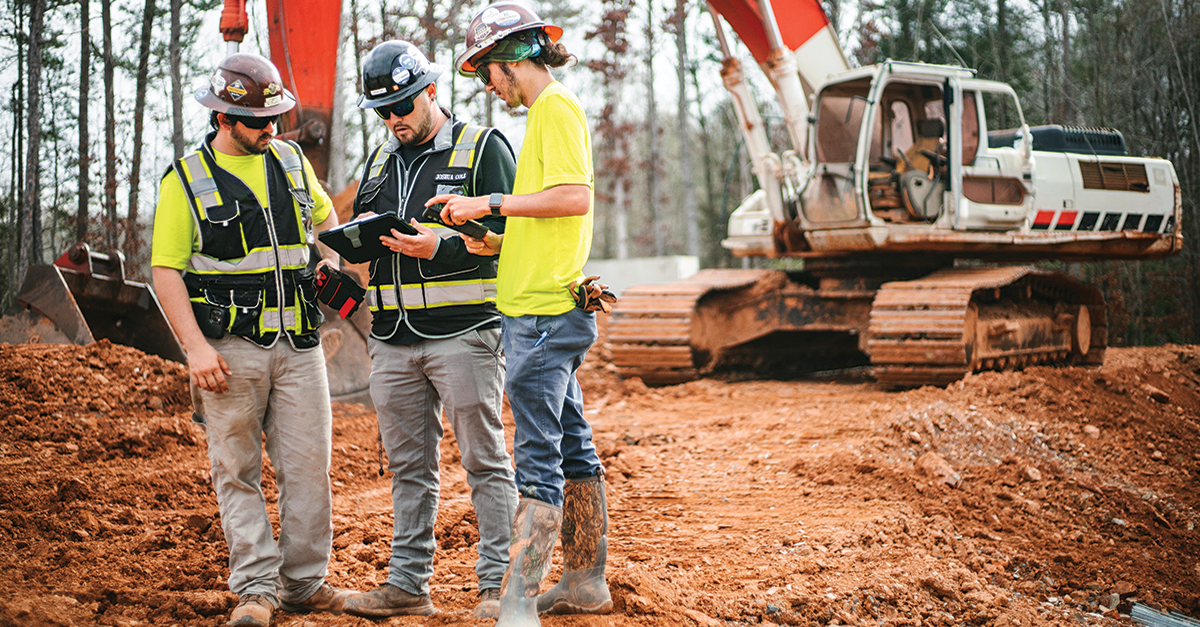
xmin=430 ymin=4 xmax=613 ymax=626
xmin=150 ymin=53 xmax=352 ymax=627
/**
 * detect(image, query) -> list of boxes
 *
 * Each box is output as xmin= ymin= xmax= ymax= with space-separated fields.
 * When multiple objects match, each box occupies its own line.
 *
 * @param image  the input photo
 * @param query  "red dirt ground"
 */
xmin=1 ymin=325 xmax=1198 ymax=626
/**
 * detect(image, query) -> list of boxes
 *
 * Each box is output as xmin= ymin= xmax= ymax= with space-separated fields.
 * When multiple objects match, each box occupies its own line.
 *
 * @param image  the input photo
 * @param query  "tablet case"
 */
xmin=318 ymin=214 xmax=417 ymax=264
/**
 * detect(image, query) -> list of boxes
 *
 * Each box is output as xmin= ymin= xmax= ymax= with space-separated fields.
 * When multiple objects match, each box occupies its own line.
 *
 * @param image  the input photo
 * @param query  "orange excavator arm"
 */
xmin=218 ymin=0 xmax=342 ymax=184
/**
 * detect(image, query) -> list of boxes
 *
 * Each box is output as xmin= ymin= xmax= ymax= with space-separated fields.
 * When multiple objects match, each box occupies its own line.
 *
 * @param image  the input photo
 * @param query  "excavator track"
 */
xmin=868 ymin=266 xmax=1106 ymax=389
xmin=609 ymin=269 xmax=774 ymax=385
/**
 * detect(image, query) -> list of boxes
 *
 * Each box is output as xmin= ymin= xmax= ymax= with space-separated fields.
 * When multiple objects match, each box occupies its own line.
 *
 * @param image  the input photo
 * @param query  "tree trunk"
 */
xmin=125 ymin=0 xmax=156 ymax=269
xmin=102 ymin=0 xmax=118 ymax=250
xmin=19 ymin=0 xmax=47 ymax=287
xmin=675 ymin=0 xmax=699 ymax=256
xmin=645 ymin=0 xmax=662 ymax=256
xmin=170 ymin=0 xmax=184 ymax=158
xmin=1059 ymin=0 xmax=1073 ymax=125
xmin=351 ymin=0 xmax=369 ymax=170
xmin=76 ymin=0 xmax=91 ymax=242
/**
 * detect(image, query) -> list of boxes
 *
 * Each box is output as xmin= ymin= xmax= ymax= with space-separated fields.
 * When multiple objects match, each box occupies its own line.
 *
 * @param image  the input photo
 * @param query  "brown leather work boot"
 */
xmin=228 ymin=594 xmax=273 ymax=627
xmin=537 ymin=475 xmax=613 ymax=615
xmin=473 ymin=587 xmax=501 ymax=619
xmin=280 ymin=582 xmax=355 ymax=614
xmin=342 ymin=583 xmax=436 ymax=617
xmin=496 ymin=498 xmax=562 ymax=627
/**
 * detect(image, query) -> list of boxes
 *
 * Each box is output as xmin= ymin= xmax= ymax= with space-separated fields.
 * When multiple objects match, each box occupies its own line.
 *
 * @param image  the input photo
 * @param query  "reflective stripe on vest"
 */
xmin=178 ymin=140 xmax=307 ymax=219
xmin=188 ymin=244 xmax=309 ymax=275
xmin=179 ymin=152 xmax=223 ymax=220
xmin=448 ymin=125 xmax=486 ymax=168
xmin=364 ymin=145 xmax=390 ymax=181
xmin=367 ymin=279 xmax=498 ymax=311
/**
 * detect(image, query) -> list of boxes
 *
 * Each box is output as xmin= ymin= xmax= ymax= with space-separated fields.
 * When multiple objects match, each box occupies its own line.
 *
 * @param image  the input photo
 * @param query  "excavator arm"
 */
xmin=706 ymin=0 xmax=849 ymax=230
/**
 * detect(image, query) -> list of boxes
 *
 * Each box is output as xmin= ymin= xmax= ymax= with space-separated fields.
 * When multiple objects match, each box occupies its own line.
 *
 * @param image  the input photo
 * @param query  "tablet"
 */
xmin=317 ymin=213 xmax=417 ymax=264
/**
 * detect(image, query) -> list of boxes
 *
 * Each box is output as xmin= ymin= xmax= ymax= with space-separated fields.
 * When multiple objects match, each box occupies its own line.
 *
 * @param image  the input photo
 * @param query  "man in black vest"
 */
xmin=338 ymin=40 xmax=518 ymax=619
xmin=150 ymin=53 xmax=352 ymax=627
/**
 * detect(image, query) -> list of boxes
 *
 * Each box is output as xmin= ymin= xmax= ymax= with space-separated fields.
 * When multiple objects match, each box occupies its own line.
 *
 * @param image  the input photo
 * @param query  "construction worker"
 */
xmin=150 ymin=53 xmax=352 ymax=627
xmin=429 ymin=3 xmax=613 ymax=626
xmin=337 ymin=41 xmax=519 ymax=619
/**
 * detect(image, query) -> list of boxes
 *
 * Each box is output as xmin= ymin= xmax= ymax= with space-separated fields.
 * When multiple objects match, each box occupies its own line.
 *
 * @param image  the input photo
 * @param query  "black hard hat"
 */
xmin=358 ymin=40 xmax=445 ymax=109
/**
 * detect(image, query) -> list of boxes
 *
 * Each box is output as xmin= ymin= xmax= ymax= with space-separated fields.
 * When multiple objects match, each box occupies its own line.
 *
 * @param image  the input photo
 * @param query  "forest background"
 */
xmin=1 ymin=0 xmax=1198 ymax=348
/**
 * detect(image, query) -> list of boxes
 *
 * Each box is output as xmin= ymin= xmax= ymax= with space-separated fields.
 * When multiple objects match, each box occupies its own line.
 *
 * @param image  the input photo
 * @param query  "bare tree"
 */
xmin=102 ymin=0 xmax=117 ymax=250
xmin=124 ymin=0 xmax=157 ymax=268
xmin=19 ymin=0 xmax=47 ymax=287
xmin=76 ymin=0 xmax=91 ymax=242
xmin=670 ymin=0 xmax=699 ymax=256
xmin=170 ymin=0 xmax=184 ymax=158
xmin=644 ymin=0 xmax=663 ymax=256
xmin=1059 ymin=0 xmax=1073 ymax=124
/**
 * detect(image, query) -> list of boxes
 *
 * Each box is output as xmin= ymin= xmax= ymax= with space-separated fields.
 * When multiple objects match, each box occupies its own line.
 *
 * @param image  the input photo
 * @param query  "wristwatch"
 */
xmin=489 ymin=192 xmax=504 ymax=216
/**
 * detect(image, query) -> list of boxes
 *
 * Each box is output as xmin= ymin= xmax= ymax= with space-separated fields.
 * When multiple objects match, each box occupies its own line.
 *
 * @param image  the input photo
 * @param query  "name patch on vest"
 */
xmin=434 ymin=169 xmax=469 ymax=184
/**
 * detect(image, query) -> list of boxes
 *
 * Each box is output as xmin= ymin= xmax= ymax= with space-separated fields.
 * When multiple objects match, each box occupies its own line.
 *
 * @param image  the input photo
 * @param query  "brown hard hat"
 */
xmin=455 ymin=1 xmax=563 ymax=77
xmin=195 ymin=53 xmax=296 ymax=117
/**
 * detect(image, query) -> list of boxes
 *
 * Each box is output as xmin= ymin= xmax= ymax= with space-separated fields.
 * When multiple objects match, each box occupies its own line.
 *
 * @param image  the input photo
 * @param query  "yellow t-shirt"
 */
xmin=497 ymin=81 xmax=594 ymax=316
xmin=150 ymin=146 xmax=332 ymax=270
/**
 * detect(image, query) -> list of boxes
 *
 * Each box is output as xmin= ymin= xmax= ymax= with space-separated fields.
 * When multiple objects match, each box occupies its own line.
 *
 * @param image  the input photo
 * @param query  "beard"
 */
xmin=392 ymin=106 xmax=436 ymax=147
xmin=230 ymin=123 xmax=271 ymax=155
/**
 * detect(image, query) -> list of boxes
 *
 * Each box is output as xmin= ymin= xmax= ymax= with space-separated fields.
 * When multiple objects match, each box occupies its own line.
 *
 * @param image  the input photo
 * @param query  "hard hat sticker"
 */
xmin=263 ymin=82 xmax=281 ymax=96
xmin=399 ymin=54 xmax=417 ymax=69
xmin=392 ymin=68 xmax=411 ymax=85
xmin=264 ymin=95 xmax=282 ymax=107
xmin=211 ymin=73 xmax=226 ymax=92
xmin=370 ymin=87 xmax=388 ymax=96
xmin=474 ymin=24 xmax=492 ymax=41
xmin=480 ymin=7 xmax=500 ymax=23
xmin=227 ymin=79 xmax=248 ymax=100
xmin=495 ymin=10 xmax=521 ymax=26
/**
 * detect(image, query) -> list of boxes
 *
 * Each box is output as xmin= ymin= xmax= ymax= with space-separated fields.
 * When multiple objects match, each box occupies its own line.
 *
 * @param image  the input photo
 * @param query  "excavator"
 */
xmin=609 ymin=0 xmax=1182 ymax=387
xmin=0 ymin=0 xmax=375 ymax=405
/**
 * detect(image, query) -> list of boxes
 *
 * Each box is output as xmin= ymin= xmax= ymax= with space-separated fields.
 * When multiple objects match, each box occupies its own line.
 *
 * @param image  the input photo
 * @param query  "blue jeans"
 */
xmin=502 ymin=308 xmax=602 ymax=508
xmin=368 ymin=330 xmax=517 ymax=594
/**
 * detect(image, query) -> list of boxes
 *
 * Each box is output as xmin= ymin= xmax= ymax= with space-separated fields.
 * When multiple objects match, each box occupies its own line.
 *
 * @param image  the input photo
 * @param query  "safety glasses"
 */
xmin=475 ymin=63 xmax=492 ymax=87
xmin=373 ymin=94 xmax=419 ymax=120
xmin=227 ymin=114 xmax=278 ymax=130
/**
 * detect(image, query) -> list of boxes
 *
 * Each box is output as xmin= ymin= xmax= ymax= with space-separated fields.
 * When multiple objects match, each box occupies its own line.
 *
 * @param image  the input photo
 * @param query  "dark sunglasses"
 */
xmin=475 ymin=63 xmax=492 ymax=87
xmin=374 ymin=94 xmax=419 ymax=120
xmin=226 ymin=114 xmax=278 ymax=130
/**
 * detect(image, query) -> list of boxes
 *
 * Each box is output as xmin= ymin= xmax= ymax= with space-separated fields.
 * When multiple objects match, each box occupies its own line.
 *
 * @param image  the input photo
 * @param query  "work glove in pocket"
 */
xmin=568 ymin=275 xmax=617 ymax=313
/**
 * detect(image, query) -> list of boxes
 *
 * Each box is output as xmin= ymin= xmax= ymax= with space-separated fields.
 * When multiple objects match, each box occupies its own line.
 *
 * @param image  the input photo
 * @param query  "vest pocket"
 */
xmin=204 ymin=201 xmax=242 ymax=226
xmin=200 ymin=275 xmax=265 ymax=337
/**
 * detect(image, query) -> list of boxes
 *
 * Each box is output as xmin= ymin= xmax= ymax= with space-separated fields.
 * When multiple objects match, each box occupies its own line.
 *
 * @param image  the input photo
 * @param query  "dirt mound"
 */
xmin=0 ymin=335 xmax=1196 ymax=626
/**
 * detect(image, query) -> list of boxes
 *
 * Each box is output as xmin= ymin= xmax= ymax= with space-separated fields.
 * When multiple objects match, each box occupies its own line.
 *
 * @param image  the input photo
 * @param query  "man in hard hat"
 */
xmin=336 ymin=40 xmax=519 ymax=620
xmin=150 ymin=52 xmax=353 ymax=627
xmin=429 ymin=4 xmax=614 ymax=626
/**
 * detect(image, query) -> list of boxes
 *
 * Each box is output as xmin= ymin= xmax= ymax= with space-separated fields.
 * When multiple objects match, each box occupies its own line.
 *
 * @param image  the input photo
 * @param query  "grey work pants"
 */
xmin=368 ymin=329 xmax=517 ymax=594
xmin=194 ymin=335 xmax=334 ymax=605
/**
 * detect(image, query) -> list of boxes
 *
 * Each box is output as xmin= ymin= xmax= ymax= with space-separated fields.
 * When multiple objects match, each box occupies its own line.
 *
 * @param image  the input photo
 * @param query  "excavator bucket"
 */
xmin=0 ymin=243 xmax=187 ymax=363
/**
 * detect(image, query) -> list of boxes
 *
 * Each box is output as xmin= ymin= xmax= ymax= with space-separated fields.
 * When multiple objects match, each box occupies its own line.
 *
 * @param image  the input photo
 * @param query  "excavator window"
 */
xmin=890 ymin=101 xmax=915 ymax=157
xmin=814 ymin=78 xmax=873 ymax=163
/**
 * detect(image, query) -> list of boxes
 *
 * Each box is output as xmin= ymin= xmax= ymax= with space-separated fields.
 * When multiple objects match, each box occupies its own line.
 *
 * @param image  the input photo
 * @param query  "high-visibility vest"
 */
xmin=172 ymin=133 xmax=323 ymax=349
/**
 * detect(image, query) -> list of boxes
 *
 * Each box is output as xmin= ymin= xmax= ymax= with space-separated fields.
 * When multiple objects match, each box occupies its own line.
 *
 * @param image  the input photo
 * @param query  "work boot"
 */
xmin=473 ymin=587 xmax=501 ymax=619
xmin=537 ymin=475 xmax=613 ymax=614
xmin=495 ymin=498 xmax=563 ymax=627
xmin=228 ymin=594 xmax=273 ymax=627
xmin=279 ymin=582 xmax=355 ymax=614
xmin=342 ymin=583 xmax=436 ymax=617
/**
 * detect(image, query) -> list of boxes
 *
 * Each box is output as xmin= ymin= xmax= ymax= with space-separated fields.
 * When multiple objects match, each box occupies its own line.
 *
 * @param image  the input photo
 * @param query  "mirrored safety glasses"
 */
xmin=374 ymin=94 xmax=419 ymax=120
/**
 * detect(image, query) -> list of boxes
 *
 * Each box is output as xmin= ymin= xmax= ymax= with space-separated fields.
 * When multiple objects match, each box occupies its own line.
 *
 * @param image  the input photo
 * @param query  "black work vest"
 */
xmin=171 ymin=133 xmax=323 ymax=349
xmin=353 ymin=119 xmax=506 ymax=342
